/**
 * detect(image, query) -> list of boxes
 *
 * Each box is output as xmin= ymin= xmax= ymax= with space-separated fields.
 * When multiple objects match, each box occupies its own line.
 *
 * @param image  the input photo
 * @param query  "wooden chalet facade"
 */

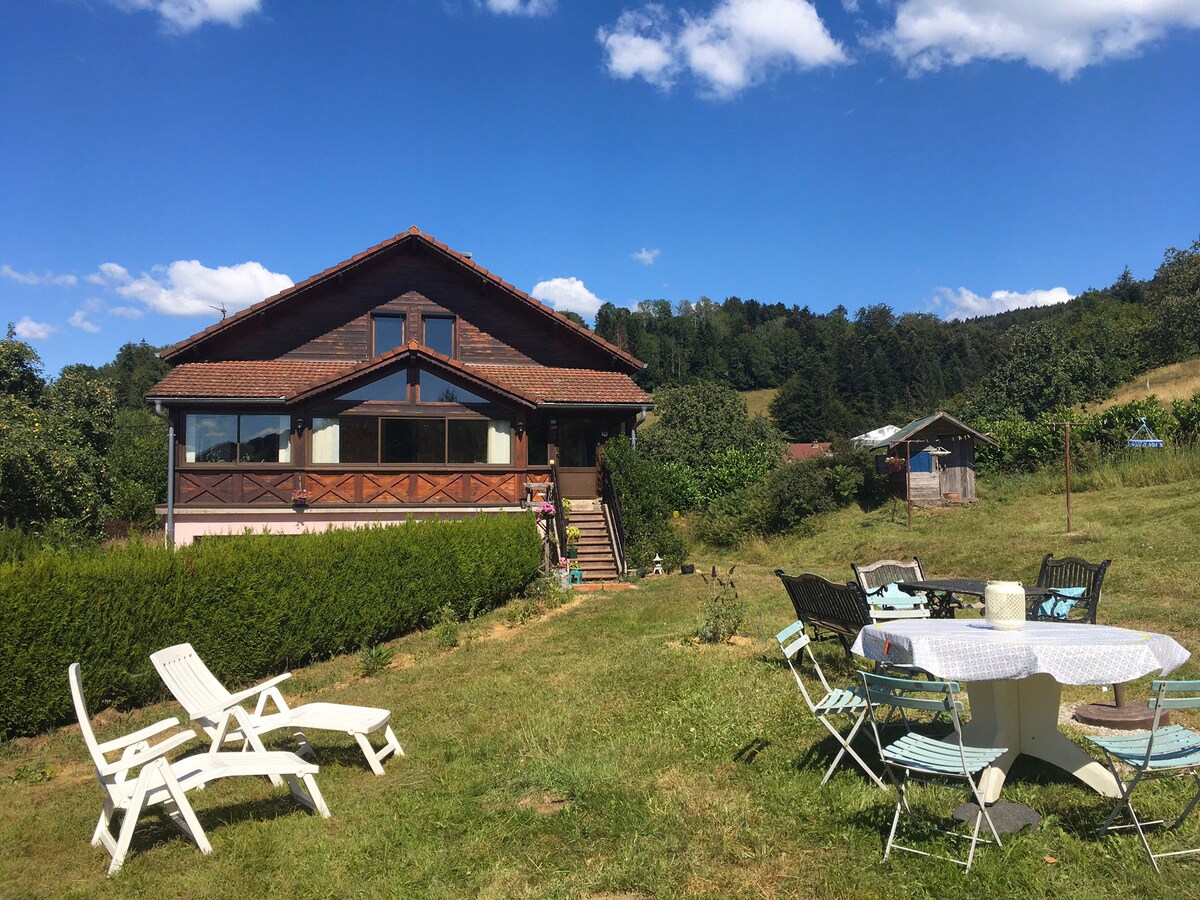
xmin=147 ymin=227 xmax=652 ymax=554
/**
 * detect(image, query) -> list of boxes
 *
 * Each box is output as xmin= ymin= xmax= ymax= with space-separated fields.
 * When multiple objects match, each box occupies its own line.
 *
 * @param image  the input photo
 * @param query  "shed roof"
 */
xmin=870 ymin=411 xmax=998 ymax=449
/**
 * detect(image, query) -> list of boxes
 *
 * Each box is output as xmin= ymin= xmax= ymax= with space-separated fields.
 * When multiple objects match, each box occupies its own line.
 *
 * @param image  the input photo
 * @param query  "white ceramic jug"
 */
xmin=984 ymin=580 xmax=1025 ymax=631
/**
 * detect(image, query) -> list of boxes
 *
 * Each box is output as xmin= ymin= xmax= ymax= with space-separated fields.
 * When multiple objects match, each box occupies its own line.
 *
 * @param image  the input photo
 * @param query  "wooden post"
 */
xmin=1051 ymin=422 xmax=1083 ymax=534
xmin=905 ymin=440 xmax=912 ymax=528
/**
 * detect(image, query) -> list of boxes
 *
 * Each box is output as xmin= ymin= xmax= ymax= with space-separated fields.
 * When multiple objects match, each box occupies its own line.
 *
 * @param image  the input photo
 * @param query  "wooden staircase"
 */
xmin=569 ymin=500 xmax=620 ymax=583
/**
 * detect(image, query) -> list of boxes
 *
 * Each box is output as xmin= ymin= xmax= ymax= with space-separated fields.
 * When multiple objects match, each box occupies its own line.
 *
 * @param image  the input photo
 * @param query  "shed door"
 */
xmin=909 ymin=451 xmax=933 ymax=473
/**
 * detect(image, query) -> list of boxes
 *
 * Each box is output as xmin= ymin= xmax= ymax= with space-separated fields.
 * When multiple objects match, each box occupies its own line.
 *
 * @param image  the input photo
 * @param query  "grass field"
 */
xmin=4 ymin=468 xmax=1200 ymax=898
xmin=1088 ymin=358 xmax=1200 ymax=411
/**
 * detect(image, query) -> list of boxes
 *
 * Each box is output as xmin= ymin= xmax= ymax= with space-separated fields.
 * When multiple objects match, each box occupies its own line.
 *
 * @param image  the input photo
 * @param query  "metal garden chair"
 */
xmin=851 ymin=558 xmax=933 ymax=622
xmin=1028 ymin=554 xmax=1111 ymax=623
xmin=775 ymin=620 xmax=886 ymax=790
xmin=859 ymin=671 xmax=1007 ymax=871
xmin=1086 ymin=679 xmax=1200 ymax=872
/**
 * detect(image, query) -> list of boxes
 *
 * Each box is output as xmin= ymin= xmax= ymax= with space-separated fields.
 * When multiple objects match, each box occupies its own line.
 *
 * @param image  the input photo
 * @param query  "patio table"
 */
xmin=896 ymin=579 xmax=1052 ymax=617
xmin=852 ymin=619 xmax=1190 ymax=803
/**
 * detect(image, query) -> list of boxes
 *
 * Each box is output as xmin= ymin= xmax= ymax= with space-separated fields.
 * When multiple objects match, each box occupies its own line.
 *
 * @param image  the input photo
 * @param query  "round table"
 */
xmin=851 ymin=620 xmax=1190 ymax=803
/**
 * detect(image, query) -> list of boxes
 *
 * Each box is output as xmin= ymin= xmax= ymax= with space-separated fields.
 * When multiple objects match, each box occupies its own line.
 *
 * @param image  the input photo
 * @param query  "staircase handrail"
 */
xmin=548 ymin=459 xmax=568 ymax=558
xmin=598 ymin=455 xmax=627 ymax=576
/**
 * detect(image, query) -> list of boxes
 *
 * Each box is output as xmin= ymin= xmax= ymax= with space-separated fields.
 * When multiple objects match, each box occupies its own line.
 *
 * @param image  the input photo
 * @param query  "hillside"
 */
xmin=1087 ymin=357 xmax=1200 ymax=411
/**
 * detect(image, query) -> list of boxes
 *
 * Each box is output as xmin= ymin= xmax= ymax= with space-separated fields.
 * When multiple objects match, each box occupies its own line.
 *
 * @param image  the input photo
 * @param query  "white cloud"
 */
xmin=109 ymin=0 xmax=262 ymax=32
xmin=108 ymin=305 xmax=145 ymax=319
xmin=935 ymin=285 xmax=1074 ymax=318
xmin=1 ymin=264 xmax=77 ymax=287
xmin=91 ymin=258 xmax=293 ymax=317
xmin=598 ymin=7 xmax=678 ymax=87
xmin=599 ymin=0 xmax=847 ymax=98
xmin=479 ymin=0 xmax=556 ymax=16
xmin=632 ymin=247 xmax=662 ymax=266
xmin=876 ymin=1 xmax=1200 ymax=79
xmin=69 ymin=299 xmax=104 ymax=333
xmin=13 ymin=317 xmax=59 ymax=341
xmin=531 ymin=276 xmax=605 ymax=319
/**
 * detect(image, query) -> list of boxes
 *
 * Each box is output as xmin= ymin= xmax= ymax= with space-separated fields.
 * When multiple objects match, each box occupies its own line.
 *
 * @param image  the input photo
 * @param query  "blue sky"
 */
xmin=3 ymin=0 xmax=1200 ymax=376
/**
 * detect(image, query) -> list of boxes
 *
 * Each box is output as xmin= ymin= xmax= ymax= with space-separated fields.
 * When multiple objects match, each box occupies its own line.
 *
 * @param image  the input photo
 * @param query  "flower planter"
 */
xmin=680 ymin=564 xmax=695 ymax=575
xmin=566 ymin=546 xmax=578 ymax=559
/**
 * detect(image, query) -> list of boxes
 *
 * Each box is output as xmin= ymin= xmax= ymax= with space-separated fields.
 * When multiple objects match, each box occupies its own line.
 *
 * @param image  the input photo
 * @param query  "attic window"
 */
xmin=372 ymin=315 xmax=406 ymax=356
xmin=423 ymin=316 xmax=455 ymax=357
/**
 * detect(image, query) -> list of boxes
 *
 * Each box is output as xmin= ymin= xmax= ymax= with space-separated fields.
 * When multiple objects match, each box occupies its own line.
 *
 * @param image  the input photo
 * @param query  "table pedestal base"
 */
xmin=956 ymin=674 xmax=1121 ymax=804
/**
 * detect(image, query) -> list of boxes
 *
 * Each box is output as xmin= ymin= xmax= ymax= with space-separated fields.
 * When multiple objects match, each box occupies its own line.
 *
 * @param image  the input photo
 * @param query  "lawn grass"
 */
xmin=4 ymin=470 xmax=1200 ymax=898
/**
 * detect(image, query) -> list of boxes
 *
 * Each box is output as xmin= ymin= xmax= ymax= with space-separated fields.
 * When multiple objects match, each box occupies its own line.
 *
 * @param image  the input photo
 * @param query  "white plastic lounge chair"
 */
xmin=69 ymin=663 xmax=329 ymax=875
xmin=151 ymin=643 xmax=404 ymax=776
xmin=776 ymin=619 xmax=887 ymax=790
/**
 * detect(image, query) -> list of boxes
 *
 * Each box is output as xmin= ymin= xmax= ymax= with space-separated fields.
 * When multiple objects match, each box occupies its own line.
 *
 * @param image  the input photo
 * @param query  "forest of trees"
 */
xmin=594 ymin=238 xmax=1200 ymax=440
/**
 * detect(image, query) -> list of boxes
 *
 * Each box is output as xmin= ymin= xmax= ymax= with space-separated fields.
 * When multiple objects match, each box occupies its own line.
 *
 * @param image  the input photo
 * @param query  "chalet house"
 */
xmin=147 ymin=227 xmax=652 ymax=578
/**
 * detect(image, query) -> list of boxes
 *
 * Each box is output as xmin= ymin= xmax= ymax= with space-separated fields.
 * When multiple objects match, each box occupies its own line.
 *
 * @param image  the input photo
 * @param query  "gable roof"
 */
xmin=871 ymin=411 xmax=999 ymax=449
xmin=158 ymin=226 xmax=644 ymax=372
xmin=283 ymin=341 xmax=536 ymax=408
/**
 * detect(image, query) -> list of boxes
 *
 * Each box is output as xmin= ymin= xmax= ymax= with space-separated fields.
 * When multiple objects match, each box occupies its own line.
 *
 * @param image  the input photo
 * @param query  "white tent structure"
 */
xmin=851 ymin=425 xmax=900 ymax=449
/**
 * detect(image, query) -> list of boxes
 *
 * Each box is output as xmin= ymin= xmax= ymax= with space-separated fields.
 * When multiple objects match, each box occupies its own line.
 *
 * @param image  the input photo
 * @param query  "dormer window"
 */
xmin=423 ymin=316 xmax=455 ymax=357
xmin=372 ymin=315 xmax=406 ymax=356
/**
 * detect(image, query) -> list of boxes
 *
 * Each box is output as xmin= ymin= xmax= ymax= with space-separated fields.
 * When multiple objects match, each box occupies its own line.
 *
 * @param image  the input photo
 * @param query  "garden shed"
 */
xmin=870 ymin=411 xmax=997 ymax=506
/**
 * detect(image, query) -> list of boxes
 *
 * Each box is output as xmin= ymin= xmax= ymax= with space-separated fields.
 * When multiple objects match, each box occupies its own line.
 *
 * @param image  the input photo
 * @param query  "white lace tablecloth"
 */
xmin=851 ymin=620 xmax=1190 ymax=685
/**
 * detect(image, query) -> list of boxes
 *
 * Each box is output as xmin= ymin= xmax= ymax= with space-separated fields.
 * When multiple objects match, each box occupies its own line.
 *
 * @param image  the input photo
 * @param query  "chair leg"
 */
xmin=294 ymin=729 xmax=317 ymax=761
xmin=108 ymin=765 xmax=155 ymax=875
xmin=160 ymin=762 xmax=211 ymax=855
xmin=383 ymin=725 xmax=405 ymax=759
xmin=354 ymin=731 xmax=387 ymax=776
xmin=882 ymin=773 xmax=908 ymax=862
xmin=92 ymin=798 xmax=115 ymax=848
xmin=817 ymin=711 xmax=887 ymax=791
xmin=286 ymin=773 xmax=331 ymax=819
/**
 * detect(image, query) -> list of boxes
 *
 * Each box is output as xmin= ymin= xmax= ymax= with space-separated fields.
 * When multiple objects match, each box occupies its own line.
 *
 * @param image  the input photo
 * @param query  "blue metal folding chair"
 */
xmin=775 ymin=620 xmax=887 ymax=790
xmin=859 ymin=671 xmax=1007 ymax=871
xmin=1087 ymin=679 xmax=1200 ymax=872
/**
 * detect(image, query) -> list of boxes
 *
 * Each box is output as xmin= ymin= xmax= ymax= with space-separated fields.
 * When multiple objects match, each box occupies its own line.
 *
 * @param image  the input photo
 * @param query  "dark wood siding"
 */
xmin=195 ymin=242 xmax=620 ymax=369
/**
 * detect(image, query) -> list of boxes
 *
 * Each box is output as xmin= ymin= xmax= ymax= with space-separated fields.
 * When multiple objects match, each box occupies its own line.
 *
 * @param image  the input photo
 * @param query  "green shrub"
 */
xmin=432 ymin=605 xmax=461 ymax=651
xmin=0 ymin=514 xmax=541 ymax=739
xmin=359 ymin=644 xmax=396 ymax=678
xmin=697 ymin=567 xmax=744 ymax=643
xmin=601 ymin=436 xmax=687 ymax=571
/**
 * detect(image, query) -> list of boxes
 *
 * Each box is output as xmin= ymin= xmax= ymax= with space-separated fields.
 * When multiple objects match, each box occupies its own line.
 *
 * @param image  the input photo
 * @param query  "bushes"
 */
xmin=602 ymin=436 xmax=687 ymax=571
xmin=0 ymin=514 xmax=541 ymax=739
xmin=693 ymin=446 xmax=885 ymax=548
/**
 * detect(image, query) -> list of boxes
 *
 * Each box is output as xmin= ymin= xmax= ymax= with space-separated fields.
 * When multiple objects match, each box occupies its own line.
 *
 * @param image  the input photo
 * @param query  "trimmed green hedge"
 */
xmin=0 ymin=515 xmax=541 ymax=739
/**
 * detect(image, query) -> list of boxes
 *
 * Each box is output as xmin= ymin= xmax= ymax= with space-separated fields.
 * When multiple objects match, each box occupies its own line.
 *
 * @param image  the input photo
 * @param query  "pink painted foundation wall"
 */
xmin=171 ymin=507 xmax=523 ymax=545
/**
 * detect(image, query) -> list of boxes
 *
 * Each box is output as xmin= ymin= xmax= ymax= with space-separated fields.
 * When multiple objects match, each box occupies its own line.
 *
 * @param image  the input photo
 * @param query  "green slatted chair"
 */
xmin=859 ymin=671 xmax=1007 ymax=871
xmin=1087 ymin=679 xmax=1200 ymax=872
xmin=775 ymin=620 xmax=887 ymax=790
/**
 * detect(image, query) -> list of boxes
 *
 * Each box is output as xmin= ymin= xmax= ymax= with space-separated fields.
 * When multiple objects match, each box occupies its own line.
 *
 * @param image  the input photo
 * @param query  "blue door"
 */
xmin=909 ymin=451 xmax=933 ymax=473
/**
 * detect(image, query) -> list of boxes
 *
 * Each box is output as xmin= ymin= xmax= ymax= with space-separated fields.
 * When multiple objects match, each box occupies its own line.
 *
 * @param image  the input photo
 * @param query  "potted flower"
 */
xmin=565 ymin=525 xmax=581 ymax=559
xmin=553 ymin=556 xmax=570 ymax=590
xmin=561 ymin=497 xmax=572 ymax=523
xmin=569 ymin=560 xmax=584 ymax=585
xmin=291 ymin=488 xmax=309 ymax=508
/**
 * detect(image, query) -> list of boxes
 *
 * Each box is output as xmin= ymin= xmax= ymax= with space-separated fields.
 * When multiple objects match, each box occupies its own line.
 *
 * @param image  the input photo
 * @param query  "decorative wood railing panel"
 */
xmin=177 ymin=470 xmax=524 ymax=506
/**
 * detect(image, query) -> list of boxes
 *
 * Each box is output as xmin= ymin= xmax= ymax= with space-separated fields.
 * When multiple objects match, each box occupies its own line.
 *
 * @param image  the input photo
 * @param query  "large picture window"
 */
xmin=310 ymin=416 xmax=511 ymax=465
xmin=419 ymin=371 xmax=485 ymax=405
xmin=185 ymin=414 xmax=291 ymax=463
